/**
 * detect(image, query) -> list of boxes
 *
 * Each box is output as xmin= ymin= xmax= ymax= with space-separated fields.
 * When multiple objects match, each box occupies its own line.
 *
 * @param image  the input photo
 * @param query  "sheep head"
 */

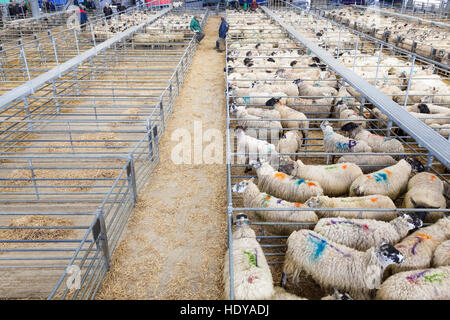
xmin=304 ymin=196 xmax=322 ymax=208
xmin=320 ymin=120 xmax=332 ymax=132
xmin=398 ymin=212 xmax=423 ymax=230
xmin=404 ymin=157 xmax=425 ymax=173
xmin=340 ymin=122 xmax=360 ymax=135
xmin=232 ymin=178 xmax=255 ymax=194
xmin=376 ymin=243 xmax=404 ymax=267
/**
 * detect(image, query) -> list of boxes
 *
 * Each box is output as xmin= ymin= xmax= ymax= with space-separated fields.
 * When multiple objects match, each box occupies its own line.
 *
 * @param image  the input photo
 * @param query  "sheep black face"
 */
xmin=377 ymin=243 xmax=404 ymax=266
xmin=267 ymin=58 xmax=276 ymax=63
xmin=292 ymin=79 xmax=303 ymax=85
xmin=246 ymin=51 xmax=252 ymax=57
xmin=320 ymin=120 xmax=331 ymax=131
xmin=404 ymin=210 xmax=428 ymax=223
xmin=405 ymin=158 xmax=425 ymax=173
xmin=312 ymin=57 xmax=321 ymax=63
xmin=275 ymin=69 xmax=285 ymax=77
xmin=279 ymin=163 xmax=295 ymax=176
xmin=399 ymin=213 xmax=423 ymax=230
xmin=255 ymin=43 xmax=261 ymax=49
xmin=417 ymin=103 xmax=430 ymax=114
xmin=318 ymin=64 xmax=328 ymax=72
xmin=235 ymin=214 xmax=249 ymax=227
xmin=232 ymin=180 xmax=252 ymax=193
xmin=305 ymin=196 xmax=321 ymax=208
xmin=290 ymin=60 xmax=297 ymax=67
xmin=340 ymin=122 xmax=359 ymax=133
xmin=309 ymin=63 xmax=319 ymax=68
xmin=265 ymin=97 xmax=280 ymax=107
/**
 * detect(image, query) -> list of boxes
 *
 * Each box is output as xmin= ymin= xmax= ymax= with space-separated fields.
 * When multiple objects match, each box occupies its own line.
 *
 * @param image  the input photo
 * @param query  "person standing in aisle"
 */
xmin=250 ymin=0 xmax=258 ymax=11
xmin=79 ymin=5 xmax=88 ymax=31
xmin=103 ymin=2 xmax=113 ymax=20
xmin=216 ymin=15 xmax=228 ymax=52
xmin=190 ymin=15 xmax=205 ymax=43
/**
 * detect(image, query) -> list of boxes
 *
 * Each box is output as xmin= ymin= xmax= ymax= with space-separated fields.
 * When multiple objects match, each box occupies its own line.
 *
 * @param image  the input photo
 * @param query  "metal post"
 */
xmin=48 ymin=31 xmax=59 ymax=66
xmin=126 ymin=158 xmax=138 ymax=204
xmin=403 ymin=55 xmax=417 ymax=108
xmin=93 ymin=208 xmax=110 ymax=271
xmin=374 ymin=43 xmax=383 ymax=87
xmin=19 ymin=40 xmax=31 ymax=81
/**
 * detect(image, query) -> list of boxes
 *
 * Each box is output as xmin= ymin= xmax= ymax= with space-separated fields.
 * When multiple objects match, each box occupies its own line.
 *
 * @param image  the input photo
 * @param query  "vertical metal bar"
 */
xmin=73 ymin=28 xmax=80 ymax=55
xmin=48 ymin=31 xmax=59 ymax=65
xmin=19 ymin=39 xmax=31 ymax=81
xmin=28 ymin=158 xmax=40 ymax=201
xmin=126 ymin=158 xmax=138 ymax=204
xmin=403 ymin=55 xmax=416 ymax=108
xmin=374 ymin=43 xmax=383 ymax=87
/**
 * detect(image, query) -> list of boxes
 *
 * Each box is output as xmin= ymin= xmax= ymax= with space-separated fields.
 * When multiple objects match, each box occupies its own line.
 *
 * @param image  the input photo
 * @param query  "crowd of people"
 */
xmin=226 ymin=0 xmax=259 ymax=11
xmin=7 ymin=1 xmax=30 ymax=19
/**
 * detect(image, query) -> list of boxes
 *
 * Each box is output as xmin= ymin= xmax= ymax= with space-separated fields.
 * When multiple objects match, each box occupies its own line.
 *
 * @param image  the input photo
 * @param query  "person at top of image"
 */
xmin=103 ymin=2 xmax=113 ymax=19
xmin=216 ymin=15 xmax=228 ymax=52
xmin=190 ymin=15 xmax=205 ymax=43
xmin=250 ymin=0 xmax=258 ymax=11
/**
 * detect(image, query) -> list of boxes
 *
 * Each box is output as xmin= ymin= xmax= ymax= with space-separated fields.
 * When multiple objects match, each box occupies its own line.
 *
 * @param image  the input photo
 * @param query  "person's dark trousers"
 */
xmin=195 ymin=32 xmax=205 ymax=42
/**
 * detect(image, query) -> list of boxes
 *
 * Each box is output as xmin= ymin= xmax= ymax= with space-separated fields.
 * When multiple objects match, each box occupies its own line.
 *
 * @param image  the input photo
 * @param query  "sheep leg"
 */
xmin=280 ymin=272 xmax=288 ymax=288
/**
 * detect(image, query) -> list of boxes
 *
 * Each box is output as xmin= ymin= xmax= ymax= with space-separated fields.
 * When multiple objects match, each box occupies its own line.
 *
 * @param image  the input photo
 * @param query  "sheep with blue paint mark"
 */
xmin=223 ymin=214 xmax=275 ymax=300
xmin=279 ymin=160 xmax=363 ymax=197
xmin=232 ymin=179 xmax=318 ymax=235
xmin=282 ymin=229 xmax=405 ymax=299
xmin=390 ymin=217 xmax=450 ymax=275
xmin=376 ymin=266 xmax=450 ymax=300
xmin=251 ymin=160 xmax=323 ymax=203
xmin=432 ymin=240 xmax=450 ymax=267
xmin=341 ymin=123 xmax=405 ymax=155
xmin=320 ymin=120 xmax=372 ymax=156
xmin=349 ymin=158 xmax=425 ymax=201
xmin=304 ymin=195 xmax=398 ymax=221
xmin=313 ymin=214 xmax=423 ymax=251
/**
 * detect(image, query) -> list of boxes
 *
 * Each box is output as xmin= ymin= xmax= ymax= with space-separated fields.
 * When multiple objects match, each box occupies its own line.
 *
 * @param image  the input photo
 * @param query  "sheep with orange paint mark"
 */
xmin=232 ymin=179 xmax=318 ymax=235
xmin=403 ymin=172 xmax=447 ymax=223
xmin=313 ymin=214 xmax=423 ymax=251
xmin=250 ymin=160 xmax=323 ymax=203
xmin=223 ymin=214 xmax=275 ymax=300
xmin=304 ymin=195 xmax=398 ymax=221
xmin=349 ymin=158 xmax=425 ymax=201
xmin=279 ymin=160 xmax=363 ymax=197
xmin=389 ymin=217 xmax=450 ymax=275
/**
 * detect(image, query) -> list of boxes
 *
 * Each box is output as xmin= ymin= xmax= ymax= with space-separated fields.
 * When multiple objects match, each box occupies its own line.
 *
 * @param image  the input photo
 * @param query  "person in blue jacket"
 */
xmin=216 ymin=15 xmax=229 ymax=52
xmin=79 ymin=5 xmax=88 ymax=30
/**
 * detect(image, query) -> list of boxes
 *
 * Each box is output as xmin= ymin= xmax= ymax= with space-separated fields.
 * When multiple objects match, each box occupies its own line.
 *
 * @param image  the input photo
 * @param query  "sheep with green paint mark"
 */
xmin=282 ymin=230 xmax=405 ymax=300
xmin=390 ymin=217 xmax=450 ymax=275
xmin=232 ymin=179 xmax=318 ymax=235
xmin=251 ymin=160 xmax=323 ymax=203
xmin=376 ymin=266 xmax=450 ymax=300
xmin=304 ymin=195 xmax=397 ymax=221
xmin=432 ymin=240 xmax=450 ymax=267
xmin=403 ymin=172 xmax=446 ymax=223
xmin=349 ymin=158 xmax=425 ymax=201
xmin=223 ymin=214 xmax=275 ymax=300
xmin=314 ymin=215 xmax=423 ymax=251
xmin=279 ymin=160 xmax=363 ymax=197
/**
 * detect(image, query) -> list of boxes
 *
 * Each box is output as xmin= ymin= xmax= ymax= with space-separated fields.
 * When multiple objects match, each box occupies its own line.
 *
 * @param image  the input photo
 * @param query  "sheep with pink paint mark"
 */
xmin=376 ymin=266 xmax=450 ymax=300
xmin=223 ymin=214 xmax=275 ymax=300
xmin=313 ymin=215 xmax=423 ymax=251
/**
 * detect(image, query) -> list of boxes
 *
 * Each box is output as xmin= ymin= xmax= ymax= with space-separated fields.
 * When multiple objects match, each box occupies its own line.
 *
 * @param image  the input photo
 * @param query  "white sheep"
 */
xmin=314 ymin=214 xmax=423 ymax=251
xmin=234 ymin=127 xmax=280 ymax=169
xmin=223 ymin=214 xmax=275 ymax=300
xmin=231 ymin=105 xmax=283 ymax=139
xmin=321 ymin=120 xmax=372 ymax=155
xmin=232 ymin=179 xmax=318 ymax=235
xmin=337 ymin=155 xmax=397 ymax=174
xmin=271 ymin=286 xmax=307 ymax=300
xmin=294 ymin=79 xmax=338 ymax=98
xmin=376 ymin=266 xmax=450 ymax=300
xmin=403 ymin=172 xmax=446 ymax=223
xmin=341 ymin=123 xmax=405 ymax=154
xmin=432 ymin=240 xmax=450 ymax=267
xmin=245 ymin=106 xmax=281 ymax=119
xmin=282 ymin=229 xmax=405 ymax=299
xmin=349 ymin=158 xmax=425 ymax=200
xmin=277 ymin=131 xmax=303 ymax=160
xmin=251 ymin=160 xmax=323 ymax=203
xmin=265 ymin=98 xmax=308 ymax=137
xmin=336 ymin=102 xmax=367 ymax=130
xmin=390 ymin=217 xmax=450 ymax=275
xmin=304 ymin=195 xmax=398 ymax=221
xmin=279 ymin=160 xmax=363 ymax=197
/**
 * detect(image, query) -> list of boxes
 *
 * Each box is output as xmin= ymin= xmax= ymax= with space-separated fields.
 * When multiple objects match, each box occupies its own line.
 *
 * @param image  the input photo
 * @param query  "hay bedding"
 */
xmin=96 ymin=17 xmax=228 ymax=300
xmin=0 ymin=215 xmax=75 ymax=255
